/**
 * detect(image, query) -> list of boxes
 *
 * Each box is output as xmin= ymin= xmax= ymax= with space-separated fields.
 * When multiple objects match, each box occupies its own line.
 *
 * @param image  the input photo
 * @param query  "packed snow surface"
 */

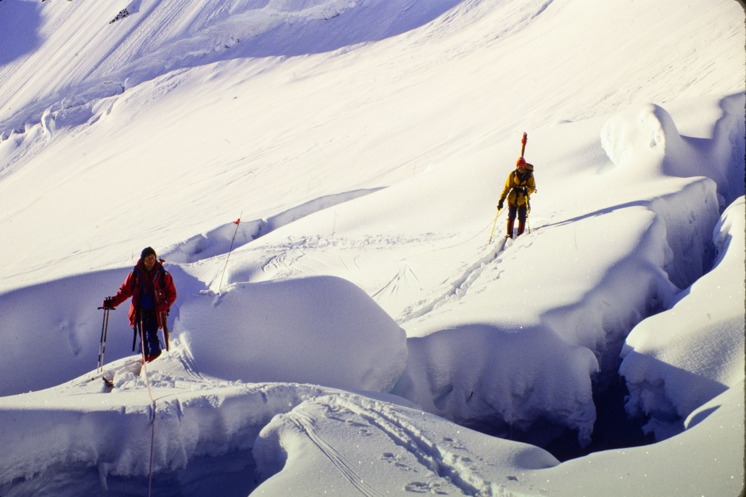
xmin=0 ymin=0 xmax=743 ymax=495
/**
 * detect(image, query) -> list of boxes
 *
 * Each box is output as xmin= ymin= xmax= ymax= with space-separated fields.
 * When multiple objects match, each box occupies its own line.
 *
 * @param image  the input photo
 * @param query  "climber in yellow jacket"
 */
xmin=497 ymin=157 xmax=536 ymax=239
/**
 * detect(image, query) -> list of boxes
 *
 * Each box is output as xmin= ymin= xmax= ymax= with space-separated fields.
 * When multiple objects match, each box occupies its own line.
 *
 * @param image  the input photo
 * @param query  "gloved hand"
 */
xmin=102 ymin=297 xmax=115 ymax=309
xmin=497 ymin=198 xmax=504 ymax=210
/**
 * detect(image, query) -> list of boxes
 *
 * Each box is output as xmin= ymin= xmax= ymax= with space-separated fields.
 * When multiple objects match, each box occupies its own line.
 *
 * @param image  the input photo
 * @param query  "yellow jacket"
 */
xmin=500 ymin=166 xmax=535 ymax=207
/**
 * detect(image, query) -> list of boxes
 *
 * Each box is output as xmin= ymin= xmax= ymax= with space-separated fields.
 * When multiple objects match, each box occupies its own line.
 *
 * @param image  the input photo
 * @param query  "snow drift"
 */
xmin=177 ymin=276 xmax=407 ymax=392
xmin=0 ymin=350 xmax=348 ymax=496
xmin=601 ymin=99 xmax=745 ymax=203
xmin=394 ymin=323 xmax=599 ymax=447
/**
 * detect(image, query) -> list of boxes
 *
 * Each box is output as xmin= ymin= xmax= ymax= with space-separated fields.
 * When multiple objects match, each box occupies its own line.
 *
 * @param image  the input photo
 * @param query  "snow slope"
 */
xmin=0 ymin=0 xmax=744 ymax=495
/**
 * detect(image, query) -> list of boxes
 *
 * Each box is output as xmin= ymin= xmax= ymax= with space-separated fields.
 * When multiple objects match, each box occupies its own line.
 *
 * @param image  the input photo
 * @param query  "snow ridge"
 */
xmin=160 ymin=188 xmax=382 ymax=264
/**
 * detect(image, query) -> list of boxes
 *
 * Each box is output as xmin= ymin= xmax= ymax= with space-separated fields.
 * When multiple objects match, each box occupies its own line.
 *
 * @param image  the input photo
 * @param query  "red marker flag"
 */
xmin=220 ymin=212 xmax=243 ymax=293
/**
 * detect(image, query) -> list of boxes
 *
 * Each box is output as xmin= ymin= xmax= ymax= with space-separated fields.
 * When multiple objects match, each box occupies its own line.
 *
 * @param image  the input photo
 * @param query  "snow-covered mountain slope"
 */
xmin=0 ymin=0 xmax=743 ymax=291
xmin=0 ymin=0 xmax=743 ymax=495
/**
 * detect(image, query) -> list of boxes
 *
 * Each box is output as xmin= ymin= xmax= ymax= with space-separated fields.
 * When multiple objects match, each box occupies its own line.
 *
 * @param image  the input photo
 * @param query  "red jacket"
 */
xmin=110 ymin=259 xmax=177 ymax=328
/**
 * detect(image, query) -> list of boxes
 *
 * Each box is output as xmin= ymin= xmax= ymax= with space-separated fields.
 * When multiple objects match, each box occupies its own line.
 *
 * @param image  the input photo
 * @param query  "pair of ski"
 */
xmin=90 ymin=359 xmax=143 ymax=388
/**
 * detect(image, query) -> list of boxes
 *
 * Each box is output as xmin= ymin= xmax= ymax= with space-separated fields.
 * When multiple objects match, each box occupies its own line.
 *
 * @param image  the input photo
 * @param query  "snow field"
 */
xmin=0 ymin=0 xmax=744 ymax=495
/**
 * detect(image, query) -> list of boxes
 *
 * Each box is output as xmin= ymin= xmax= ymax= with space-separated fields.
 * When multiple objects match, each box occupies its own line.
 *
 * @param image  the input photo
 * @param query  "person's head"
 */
xmin=516 ymin=157 xmax=527 ymax=173
xmin=141 ymin=247 xmax=157 ymax=270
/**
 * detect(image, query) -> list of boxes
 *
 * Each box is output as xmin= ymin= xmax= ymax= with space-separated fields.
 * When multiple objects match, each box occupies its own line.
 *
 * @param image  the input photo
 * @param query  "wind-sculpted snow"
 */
xmin=393 ymin=323 xmax=599 ymax=447
xmin=254 ymin=380 xmax=744 ymax=496
xmin=534 ymin=380 xmax=745 ymax=497
xmin=620 ymin=197 xmax=746 ymax=440
xmin=0 ymin=347 xmax=559 ymax=496
xmin=0 ymin=269 xmax=405 ymax=398
xmin=160 ymin=188 xmax=382 ymax=264
xmin=177 ymin=276 xmax=408 ymax=392
xmin=380 ymin=170 xmax=721 ymax=447
xmin=0 ymin=0 xmax=462 ymax=138
xmin=0 ymin=264 xmax=205 ymax=397
xmin=2 ymin=350 xmax=740 ymax=495
xmin=538 ymin=179 xmax=720 ymax=373
xmin=600 ymin=96 xmax=746 ymax=204
xmin=0 ymin=0 xmax=744 ymax=494
xmin=254 ymin=391 xmax=560 ymax=496
xmin=0 ymin=349 xmax=334 ymax=495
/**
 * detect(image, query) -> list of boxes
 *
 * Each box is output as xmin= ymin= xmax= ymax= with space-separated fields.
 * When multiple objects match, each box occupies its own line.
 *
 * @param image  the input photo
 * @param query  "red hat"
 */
xmin=516 ymin=157 xmax=526 ymax=167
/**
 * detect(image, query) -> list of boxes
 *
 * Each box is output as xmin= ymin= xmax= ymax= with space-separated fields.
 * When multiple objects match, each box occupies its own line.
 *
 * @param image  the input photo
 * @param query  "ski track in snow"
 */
xmin=286 ymin=394 xmax=501 ymax=496
xmin=371 ymin=263 xmax=422 ymax=300
xmin=397 ymin=235 xmax=508 ymax=323
xmin=233 ymin=217 xmax=515 ymax=324
xmin=290 ymin=409 xmax=387 ymax=497
xmin=256 ymin=232 xmax=459 ymax=273
xmin=332 ymin=397 xmax=487 ymax=495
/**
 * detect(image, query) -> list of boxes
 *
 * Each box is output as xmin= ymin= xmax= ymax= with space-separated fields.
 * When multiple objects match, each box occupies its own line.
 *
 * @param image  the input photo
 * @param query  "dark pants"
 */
xmin=136 ymin=309 xmax=161 ymax=358
xmin=507 ymin=204 xmax=527 ymax=238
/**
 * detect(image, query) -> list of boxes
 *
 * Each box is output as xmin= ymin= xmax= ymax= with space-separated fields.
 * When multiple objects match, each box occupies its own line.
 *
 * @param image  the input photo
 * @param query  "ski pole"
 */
xmin=488 ymin=207 xmax=504 ymax=244
xmin=97 ymin=307 xmax=110 ymax=372
xmin=139 ymin=313 xmax=147 ymax=364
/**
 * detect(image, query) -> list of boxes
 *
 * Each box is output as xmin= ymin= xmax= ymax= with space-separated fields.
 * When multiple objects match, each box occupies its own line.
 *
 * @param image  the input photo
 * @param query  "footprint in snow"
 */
xmin=404 ymin=481 xmax=448 ymax=494
xmin=381 ymin=452 xmax=414 ymax=472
